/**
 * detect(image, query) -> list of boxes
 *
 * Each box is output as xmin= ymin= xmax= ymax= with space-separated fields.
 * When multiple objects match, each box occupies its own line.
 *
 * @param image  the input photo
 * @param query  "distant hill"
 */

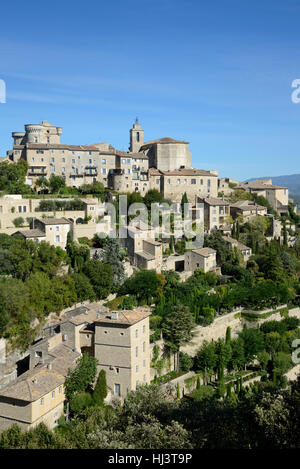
xmin=247 ymin=174 xmax=300 ymax=195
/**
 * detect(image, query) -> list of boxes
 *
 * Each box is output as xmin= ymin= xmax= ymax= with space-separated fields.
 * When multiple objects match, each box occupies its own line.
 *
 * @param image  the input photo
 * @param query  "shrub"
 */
xmin=13 ymin=217 xmax=25 ymax=228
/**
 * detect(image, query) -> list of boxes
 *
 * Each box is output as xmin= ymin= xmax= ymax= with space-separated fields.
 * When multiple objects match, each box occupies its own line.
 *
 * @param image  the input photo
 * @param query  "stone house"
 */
xmin=230 ymin=200 xmax=268 ymax=222
xmin=222 ymin=235 xmax=252 ymax=263
xmin=149 ymin=168 xmax=218 ymax=204
xmin=184 ymin=247 xmax=217 ymax=274
xmin=17 ymin=217 xmax=72 ymax=249
xmin=94 ymin=309 xmax=151 ymax=400
xmin=197 ymin=196 xmax=231 ymax=233
xmin=236 ymin=179 xmax=289 ymax=216
xmin=121 ymin=220 xmax=163 ymax=271
xmin=0 ymin=344 xmax=79 ymax=432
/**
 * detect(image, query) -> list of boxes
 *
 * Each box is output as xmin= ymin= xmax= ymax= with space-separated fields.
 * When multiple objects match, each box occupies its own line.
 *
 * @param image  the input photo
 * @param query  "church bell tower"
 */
xmin=129 ymin=118 xmax=144 ymax=153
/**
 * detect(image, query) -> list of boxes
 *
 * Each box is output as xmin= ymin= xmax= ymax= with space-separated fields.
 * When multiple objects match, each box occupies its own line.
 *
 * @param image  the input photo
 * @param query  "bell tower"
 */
xmin=129 ymin=118 xmax=144 ymax=153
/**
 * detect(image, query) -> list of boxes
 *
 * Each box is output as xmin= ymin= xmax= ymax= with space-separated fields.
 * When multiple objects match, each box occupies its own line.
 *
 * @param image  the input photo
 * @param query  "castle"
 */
xmin=6 ymin=119 xmax=218 ymax=203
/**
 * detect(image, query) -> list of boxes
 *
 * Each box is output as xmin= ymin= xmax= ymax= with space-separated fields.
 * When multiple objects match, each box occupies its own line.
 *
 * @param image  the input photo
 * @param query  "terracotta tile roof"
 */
xmin=192 ymin=247 xmax=216 ymax=257
xmin=15 ymin=229 xmax=46 ymax=238
xmin=36 ymin=217 xmax=71 ymax=225
xmin=222 ymin=235 xmax=251 ymax=252
xmin=141 ymin=137 xmax=189 ymax=146
xmin=149 ymin=168 xmax=217 ymax=177
xmin=96 ymin=308 xmax=151 ymax=326
xmin=15 ymin=144 xmax=100 ymax=151
xmin=0 ymin=345 xmax=79 ymax=402
xmin=197 ymin=197 xmax=230 ymax=206
xmin=231 ymin=200 xmax=267 ymax=211
xmin=0 ymin=368 xmax=64 ymax=402
xmin=238 ymin=182 xmax=288 ymax=190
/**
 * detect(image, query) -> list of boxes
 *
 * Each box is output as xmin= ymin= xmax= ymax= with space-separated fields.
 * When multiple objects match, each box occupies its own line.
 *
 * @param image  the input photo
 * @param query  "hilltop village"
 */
xmin=0 ymin=120 xmax=299 ymax=448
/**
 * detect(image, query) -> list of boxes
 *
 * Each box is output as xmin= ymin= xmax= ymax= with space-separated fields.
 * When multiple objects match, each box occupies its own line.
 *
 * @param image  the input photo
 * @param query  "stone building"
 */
xmin=149 ymin=168 xmax=218 ymax=204
xmin=230 ymin=200 xmax=268 ymax=222
xmin=94 ymin=309 xmax=151 ymax=400
xmin=6 ymin=120 xmax=218 ymax=204
xmin=236 ymin=180 xmax=289 ymax=216
xmin=121 ymin=220 xmax=163 ymax=271
xmin=16 ymin=217 xmax=71 ymax=249
xmin=139 ymin=137 xmax=192 ymax=171
xmin=197 ymin=196 xmax=231 ymax=233
xmin=222 ymin=235 xmax=252 ymax=263
xmin=0 ymin=344 xmax=79 ymax=432
xmin=184 ymin=247 xmax=217 ymax=274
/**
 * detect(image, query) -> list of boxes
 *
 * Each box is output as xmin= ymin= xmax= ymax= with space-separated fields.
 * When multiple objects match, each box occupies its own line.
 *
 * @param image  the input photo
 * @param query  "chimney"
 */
xmin=111 ymin=311 xmax=119 ymax=320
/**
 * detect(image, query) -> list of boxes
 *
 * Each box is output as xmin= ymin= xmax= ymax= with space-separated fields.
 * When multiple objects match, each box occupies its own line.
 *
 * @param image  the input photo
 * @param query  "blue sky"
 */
xmin=0 ymin=0 xmax=300 ymax=181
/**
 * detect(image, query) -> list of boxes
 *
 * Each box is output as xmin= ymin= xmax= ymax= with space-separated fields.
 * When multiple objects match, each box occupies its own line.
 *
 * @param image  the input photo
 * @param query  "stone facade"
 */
xmin=197 ymin=196 xmax=231 ymax=232
xmin=149 ymin=168 xmax=218 ymax=204
xmin=184 ymin=247 xmax=217 ymax=274
xmin=94 ymin=310 xmax=151 ymax=400
xmin=236 ymin=180 xmax=289 ymax=216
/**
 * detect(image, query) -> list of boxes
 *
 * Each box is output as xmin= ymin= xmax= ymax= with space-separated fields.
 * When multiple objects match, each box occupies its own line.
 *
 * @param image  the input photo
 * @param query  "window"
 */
xmin=55 ymin=226 xmax=60 ymax=232
xmin=72 ymin=159 xmax=75 ymax=164
xmin=136 ymin=365 xmax=139 ymax=373
xmin=143 ymin=342 xmax=145 ymax=352
xmin=143 ymin=325 xmax=145 ymax=333
xmin=184 ymin=179 xmax=187 ymax=184
xmin=36 ymin=150 xmax=44 ymax=154
xmin=135 ymin=329 xmax=138 ymax=338
xmin=52 ymin=391 xmax=55 ymax=398
xmin=156 ymin=178 xmax=160 ymax=184
xmin=40 ymin=398 xmax=44 ymax=405
xmin=177 ymin=179 xmax=181 ymax=184
xmin=89 ymin=159 xmax=92 ymax=164
xmin=51 ymin=157 xmax=55 ymax=163
xmin=122 ymin=159 xmax=126 ymax=164
xmin=62 ymin=158 xmax=65 ymax=163
xmin=143 ymin=374 xmax=146 ymax=382
xmin=114 ymin=384 xmax=120 ymax=396
xmin=167 ymin=179 xmax=171 ymax=184
xmin=191 ymin=179 xmax=196 ymax=184
xmin=102 ymin=159 xmax=106 ymax=164
xmin=127 ymin=159 xmax=131 ymax=164
xmin=55 ymin=235 xmax=61 ymax=243
xmin=136 ymin=346 xmax=138 ymax=357
xmin=208 ymin=179 xmax=211 ymax=187
xmin=102 ymin=168 xmax=107 ymax=174
xmin=59 ymin=386 xmax=62 ymax=394
xmin=200 ymin=179 xmax=203 ymax=185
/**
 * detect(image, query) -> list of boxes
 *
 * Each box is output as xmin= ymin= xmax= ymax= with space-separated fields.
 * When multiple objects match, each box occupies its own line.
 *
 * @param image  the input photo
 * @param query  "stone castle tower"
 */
xmin=129 ymin=118 xmax=144 ymax=153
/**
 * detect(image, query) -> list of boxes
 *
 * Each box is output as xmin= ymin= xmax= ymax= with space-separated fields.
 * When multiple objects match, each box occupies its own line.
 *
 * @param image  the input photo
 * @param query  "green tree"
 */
xmin=83 ymin=260 xmax=113 ymax=299
xmin=163 ymin=305 xmax=195 ymax=371
xmin=93 ymin=369 xmax=108 ymax=406
xmin=64 ymin=352 xmax=98 ymax=401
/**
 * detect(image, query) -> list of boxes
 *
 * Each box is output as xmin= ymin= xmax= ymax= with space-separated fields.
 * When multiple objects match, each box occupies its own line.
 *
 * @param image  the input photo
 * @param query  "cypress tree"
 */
xmin=176 ymin=382 xmax=181 ymax=400
xmin=225 ymin=326 xmax=231 ymax=345
xmin=93 ymin=369 xmax=108 ymax=406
